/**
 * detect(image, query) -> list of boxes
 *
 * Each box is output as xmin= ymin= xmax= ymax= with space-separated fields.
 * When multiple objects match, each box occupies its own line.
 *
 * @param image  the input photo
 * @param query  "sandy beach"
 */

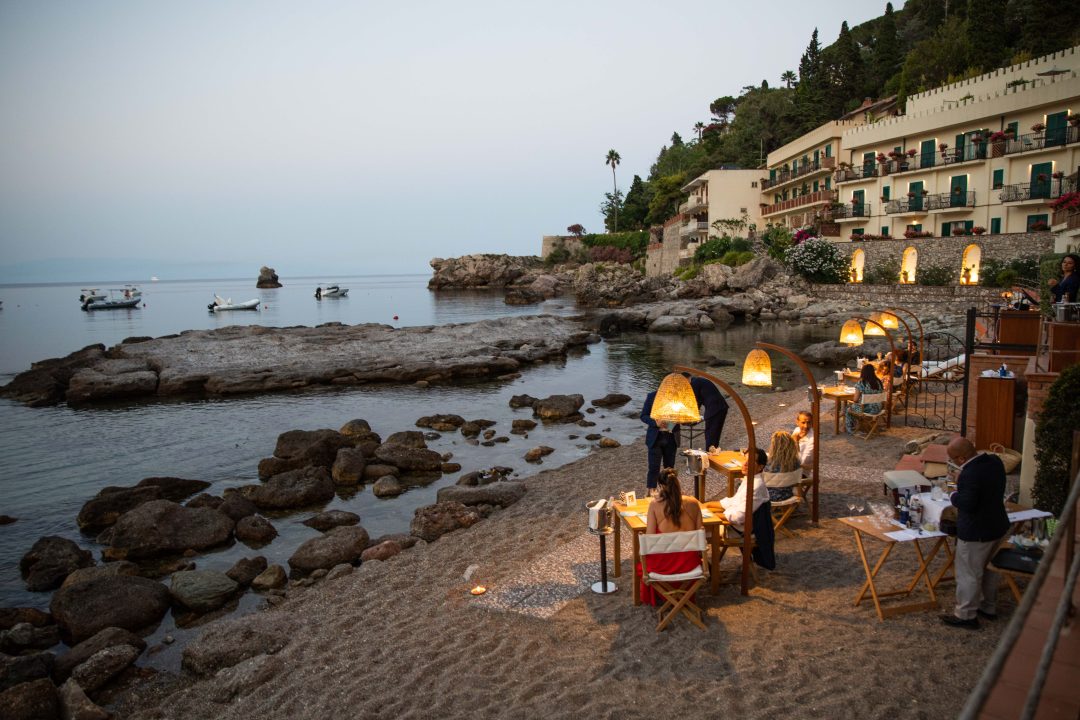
xmin=117 ymin=386 xmax=1006 ymax=720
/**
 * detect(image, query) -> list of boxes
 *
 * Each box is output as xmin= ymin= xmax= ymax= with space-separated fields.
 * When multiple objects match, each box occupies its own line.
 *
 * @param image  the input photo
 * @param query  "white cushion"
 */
xmin=648 ymin=568 xmax=704 ymax=582
xmin=763 ymin=468 xmax=803 ymax=488
xmin=639 ymin=528 xmax=706 ymax=555
xmin=884 ymin=469 xmax=927 ymax=489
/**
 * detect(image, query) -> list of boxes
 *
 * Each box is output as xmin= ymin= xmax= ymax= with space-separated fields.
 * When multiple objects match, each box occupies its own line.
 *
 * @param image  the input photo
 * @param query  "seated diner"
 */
xmin=762 ymin=431 xmax=803 ymax=502
xmin=846 ymin=363 xmax=885 ymax=434
xmin=706 ymin=448 xmax=770 ymax=531
xmin=638 ymin=467 xmax=703 ymax=606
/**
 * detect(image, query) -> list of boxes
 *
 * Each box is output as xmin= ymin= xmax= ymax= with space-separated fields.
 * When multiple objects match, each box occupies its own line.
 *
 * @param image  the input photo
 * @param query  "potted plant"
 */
xmin=1069 ymin=115 xmax=1080 ymax=127
xmin=850 ymin=267 xmax=859 ymax=282
xmin=953 ymin=227 xmax=967 ymax=236
xmin=921 ymin=189 xmax=929 ymax=196
xmin=1032 ymin=122 xmax=1046 ymax=133
xmin=904 ymin=229 xmax=916 ymax=239
xmin=906 ymin=148 xmax=917 ymax=157
xmin=972 ymin=226 xmax=987 ymax=235
xmin=906 ymin=191 xmax=915 ymax=198
xmin=849 ymin=233 xmax=864 ymax=241
xmin=1030 ymin=221 xmax=1049 ymax=231
xmin=1052 ymin=171 xmax=1064 ymax=179
xmin=990 ymin=130 xmax=1009 ymax=157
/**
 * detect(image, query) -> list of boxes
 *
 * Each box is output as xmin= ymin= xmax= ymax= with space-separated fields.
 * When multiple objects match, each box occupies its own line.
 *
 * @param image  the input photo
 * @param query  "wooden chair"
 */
xmin=988 ymin=546 xmax=1041 ymax=603
xmin=766 ymin=469 xmax=811 ymax=537
xmin=638 ymin=529 xmax=708 ymax=631
xmin=848 ymin=391 xmax=888 ymax=439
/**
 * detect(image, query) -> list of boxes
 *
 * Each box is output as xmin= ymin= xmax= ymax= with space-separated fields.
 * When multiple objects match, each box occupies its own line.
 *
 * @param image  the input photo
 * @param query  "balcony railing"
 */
xmin=678 ymin=197 xmax=708 ymax=215
xmin=927 ymin=191 xmax=976 ymax=211
xmin=885 ymin=196 xmax=929 ymax=214
xmin=832 ymin=202 xmax=873 ymax=219
xmin=834 ymin=164 xmax=879 ymax=183
xmin=761 ymin=156 xmax=836 ymax=190
xmin=679 ymin=221 xmax=709 ymax=237
xmin=999 ymin=180 xmax=1066 ymax=203
xmin=761 ymin=189 xmax=836 ymax=216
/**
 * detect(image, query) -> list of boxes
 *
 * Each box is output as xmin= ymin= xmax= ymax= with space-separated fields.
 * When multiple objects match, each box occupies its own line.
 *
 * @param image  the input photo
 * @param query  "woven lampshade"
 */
xmin=650 ymin=373 xmax=702 ymax=425
xmin=879 ymin=311 xmax=900 ymax=331
xmin=839 ymin=319 xmax=864 ymax=346
xmin=741 ymin=349 xmax=772 ymax=387
xmin=864 ymin=313 xmax=885 ymax=337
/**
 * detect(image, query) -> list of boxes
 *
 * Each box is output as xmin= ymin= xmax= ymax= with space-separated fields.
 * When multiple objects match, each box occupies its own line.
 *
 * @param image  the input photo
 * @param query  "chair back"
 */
xmin=763 ymin=468 xmax=803 ymax=488
xmin=639 ymin=529 xmax=706 ymax=556
xmin=860 ymin=392 xmax=887 ymax=407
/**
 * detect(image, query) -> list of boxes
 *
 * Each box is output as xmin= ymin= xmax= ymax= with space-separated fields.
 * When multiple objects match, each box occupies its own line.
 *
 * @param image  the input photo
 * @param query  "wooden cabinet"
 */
xmin=975 ymin=376 xmax=1015 ymax=451
xmin=997 ymin=310 xmax=1040 ymax=356
xmin=1047 ymin=321 xmax=1080 ymax=373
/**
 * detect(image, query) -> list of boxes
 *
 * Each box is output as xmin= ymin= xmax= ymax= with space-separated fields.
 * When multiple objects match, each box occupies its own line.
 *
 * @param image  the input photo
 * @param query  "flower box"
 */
xmin=972 ymin=226 xmax=987 ymax=235
xmin=1031 ymin=122 xmax=1046 ymax=133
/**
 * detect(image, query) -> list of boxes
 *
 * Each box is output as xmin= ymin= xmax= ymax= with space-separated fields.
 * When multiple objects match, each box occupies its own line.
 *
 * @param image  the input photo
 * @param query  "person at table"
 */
xmin=791 ymin=410 xmax=814 ymax=472
xmin=895 ymin=339 xmax=921 ymax=379
xmin=706 ymin=448 xmax=770 ymax=531
xmin=641 ymin=391 xmax=680 ymax=494
xmin=638 ymin=468 xmax=704 ymax=606
xmin=763 ymin=431 xmax=802 ymax=503
xmin=688 ymin=374 xmax=728 ymax=452
xmin=845 ymin=363 xmax=885 ymax=434
xmin=1048 ymin=253 xmax=1079 ymax=304
xmin=941 ymin=436 xmax=1010 ymax=630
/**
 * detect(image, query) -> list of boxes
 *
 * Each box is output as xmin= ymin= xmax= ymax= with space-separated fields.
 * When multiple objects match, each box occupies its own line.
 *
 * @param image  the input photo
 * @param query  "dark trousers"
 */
xmin=646 ymin=432 xmax=677 ymax=488
xmin=703 ymin=415 xmax=725 ymax=451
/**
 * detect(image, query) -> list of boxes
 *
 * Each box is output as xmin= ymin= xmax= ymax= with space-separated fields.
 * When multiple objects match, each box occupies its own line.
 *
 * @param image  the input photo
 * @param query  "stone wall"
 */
xmin=840 ymin=232 xmax=1055 ymax=280
xmin=541 ymin=235 xmax=586 ymax=260
xmin=645 ymin=218 xmax=687 ymax=277
xmin=808 ymin=281 xmax=1005 ymax=308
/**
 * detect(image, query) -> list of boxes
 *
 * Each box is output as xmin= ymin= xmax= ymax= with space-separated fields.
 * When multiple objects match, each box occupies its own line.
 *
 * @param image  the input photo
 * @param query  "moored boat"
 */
xmin=208 ymin=295 xmax=260 ymax=312
xmin=82 ymin=289 xmax=141 ymax=311
xmin=315 ymin=284 xmax=348 ymax=299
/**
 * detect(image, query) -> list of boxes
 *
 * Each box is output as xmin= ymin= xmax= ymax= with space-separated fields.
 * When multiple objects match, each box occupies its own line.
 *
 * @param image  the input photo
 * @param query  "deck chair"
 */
xmin=765 ymin=469 xmax=811 ymax=537
xmin=638 ymin=529 xmax=708 ymax=631
xmin=988 ymin=547 xmax=1041 ymax=603
xmin=848 ymin=392 xmax=888 ymax=439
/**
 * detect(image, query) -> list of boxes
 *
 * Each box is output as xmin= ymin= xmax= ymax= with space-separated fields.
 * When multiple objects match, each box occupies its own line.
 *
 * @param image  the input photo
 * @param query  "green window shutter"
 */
xmin=992 ymin=169 xmax=1004 ymax=189
xmin=825 ymin=144 xmax=832 ymax=157
xmin=825 ymin=176 xmax=831 ymax=189
xmin=812 ymin=180 xmax=819 ymax=192
xmin=882 ymin=186 xmax=890 ymax=201
xmin=770 ymin=169 xmax=776 ymax=182
xmin=942 ymin=222 xmax=952 ymax=236
xmin=1006 ymin=121 xmax=1018 ymax=138
xmin=990 ymin=217 xmax=1001 ymax=234
xmin=1026 ymin=214 xmax=1048 ymax=229
xmin=912 ymin=223 xmax=922 ymax=232
xmin=881 ymin=226 xmax=889 ymax=236
xmin=852 ymin=228 xmax=864 ymax=235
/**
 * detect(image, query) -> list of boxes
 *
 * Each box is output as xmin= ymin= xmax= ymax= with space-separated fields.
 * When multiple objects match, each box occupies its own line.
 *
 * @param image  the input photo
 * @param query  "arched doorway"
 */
xmin=960 ymin=244 xmax=982 ymax=285
xmin=850 ymin=249 xmax=865 ymax=283
xmin=900 ymin=247 xmax=918 ymax=284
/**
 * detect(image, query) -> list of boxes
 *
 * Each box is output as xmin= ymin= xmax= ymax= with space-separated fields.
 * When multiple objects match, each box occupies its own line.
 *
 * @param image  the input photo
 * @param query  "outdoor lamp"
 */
xmin=879 ymin=311 xmax=900 ymax=331
xmin=650 ymin=373 xmax=702 ymax=425
xmin=839 ymin=319 xmax=864 ymax=346
xmin=864 ymin=312 xmax=886 ymax=336
xmin=741 ymin=349 xmax=772 ymax=387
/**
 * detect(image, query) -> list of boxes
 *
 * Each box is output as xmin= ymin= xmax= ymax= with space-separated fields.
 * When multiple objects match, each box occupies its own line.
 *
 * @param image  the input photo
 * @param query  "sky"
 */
xmin=0 ymin=0 xmax=897 ymax=282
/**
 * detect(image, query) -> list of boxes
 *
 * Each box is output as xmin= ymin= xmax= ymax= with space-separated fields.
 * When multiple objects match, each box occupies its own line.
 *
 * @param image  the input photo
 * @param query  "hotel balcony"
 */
xmin=834 ymin=164 xmax=878 ymax=184
xmin=760 ymin=156 xmax=835 ymax=191
xmin=679 ymin=220 xmax=710 ymax=237
xmin=761 ymin=189 xmax=836 ymax=218
xmin=885 ymin=197 xmax=930 ymax=216
xmin=831 ymin=203 xmax=873 ymax=222
xmin=1000 ymin=180 xmax=1066 ymax=204
xmin=677 ymin=196 xmax=709 ymax=215
xmin=927 ymin=191 xmax=975 ymax=213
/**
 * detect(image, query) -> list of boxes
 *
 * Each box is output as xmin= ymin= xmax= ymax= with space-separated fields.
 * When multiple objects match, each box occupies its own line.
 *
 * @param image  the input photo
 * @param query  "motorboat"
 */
xmin=208 ymin=295 xmax=260 ymax=312
xmin=79 ymin=288 xmax=106 ymax=304
xmin=82 ymin=289 xmax=142 ymax=311
xmin=151 ymin=276 xmax=159 ymax=282
xmin=315 ymin=284 xmax=348 ymax=299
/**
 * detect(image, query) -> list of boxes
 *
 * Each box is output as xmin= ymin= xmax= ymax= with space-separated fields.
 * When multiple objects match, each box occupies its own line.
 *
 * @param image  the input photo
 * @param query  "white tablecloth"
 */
xmin=912 ymin=492 xmax=952 ymax=525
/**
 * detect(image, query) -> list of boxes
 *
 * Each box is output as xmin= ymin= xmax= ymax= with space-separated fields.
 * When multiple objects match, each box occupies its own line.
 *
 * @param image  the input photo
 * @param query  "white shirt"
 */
xmin=720 ymin=474 xmax=770 ymax=530
xmin=793 ymin=426 xmax=814 ymax=466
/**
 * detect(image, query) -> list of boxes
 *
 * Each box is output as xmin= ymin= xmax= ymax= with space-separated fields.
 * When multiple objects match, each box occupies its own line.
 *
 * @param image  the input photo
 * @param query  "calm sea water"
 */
xmin=0 ymin=275 xmax=835 ymax=669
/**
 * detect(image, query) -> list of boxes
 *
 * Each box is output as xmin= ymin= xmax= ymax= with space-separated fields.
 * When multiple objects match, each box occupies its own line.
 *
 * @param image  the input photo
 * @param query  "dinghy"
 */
xmin=208 ymin=295 xmax=260 ymax=312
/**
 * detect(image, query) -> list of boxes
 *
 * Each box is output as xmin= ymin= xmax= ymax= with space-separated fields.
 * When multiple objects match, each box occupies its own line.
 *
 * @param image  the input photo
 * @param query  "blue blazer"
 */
xmin=641 ymin=391 xmax=680 ymax=447
xmin=951 ymin=452 xmax=1010 ymax=542
xmin=690 ymin=376 xmax=729 ymax=422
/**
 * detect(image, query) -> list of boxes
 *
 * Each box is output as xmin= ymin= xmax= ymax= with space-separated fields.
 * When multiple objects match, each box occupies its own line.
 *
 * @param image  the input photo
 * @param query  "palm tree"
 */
xmin=780 ymin=70 xmax=797 ymax=88
xmin=693 ymin=121 xmax=705 ymax=142
xmin=605 ymin=149 xmax=621 ymax=232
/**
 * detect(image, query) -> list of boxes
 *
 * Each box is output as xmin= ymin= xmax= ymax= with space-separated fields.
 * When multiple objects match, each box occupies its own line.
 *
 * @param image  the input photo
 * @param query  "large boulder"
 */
xmin=256 ymin=266 xmax=281 ymax=288
xmin=258 ymin=429 xmax=354 ymax=477
xmin=372 ymin=476 xmax=404 ymax=498
xmin=103 ymin=500 xmax=234 ymax=560
xmin=0 ymin=608 xmax=52 ymax=630
xmin=53 ymin=627 xmax=147 ymax=682
xmin=19 ymin=536 xmax=94 ymax=591
xmin=70 ymin=644 xmax=141 ymax=693
xmin=410 ymin=501 xmax=481 ymax=542
xmin=50 ymin=575 xmax=171 ymax=644
xmin=235 ymin=515 xmax=277 ymax=545
xmin=436 ymin=482 xmax=526 ymax=508
xmin=242 ymin=466 xmax=335 ymax=510
xmin=373 ymin=444 xmax=443 ymax=472
xmin=77 ymin=486 xmax=164 ymax=534
xmin=591 ymin=393 xmax=631 ymax=408
xmin=534 ymin=394 xmax=584 ymax=420
xmin=415 ymin=414 xmax=466 ymax=431
xmin=727 ymin=257 xmax=781 ymax=291
xmin=338 ymin=419 xmax=371 ymax=436
xmin=383 ymin=431 xmax=427 ymax=448
xmin=0 ymin=678 xmax=60 ymax=720
xmin=170 ymin=570 xmax=240 ymax=613
xmin=0 ymin=652 xmax=54 ymax=692
xmin=218 ymin=493 xmax=258 ymax=521
xmin=287 ymin=526 xmax=369 ymax=575
xmin=58 ymin=679 xmax=108 ymax=720
xmin=0 ymin=344 xmax=106 ymax=407
xmin=181 ymin=613 xmax=294 ymax=677
xmin=225 ymin=556 xmax=268 ymax=588
xmin=132 ymin=477 xmax=212 ymax=501
xmin=330 ymin=448 xmax=367 ymax=486
xmin=302 ymin=510 xmax=360 ymax=531
xmin=0 ymin=623 xmax=61 ymax=654
xmin=250 ymin=565 xmax=287 ymax=591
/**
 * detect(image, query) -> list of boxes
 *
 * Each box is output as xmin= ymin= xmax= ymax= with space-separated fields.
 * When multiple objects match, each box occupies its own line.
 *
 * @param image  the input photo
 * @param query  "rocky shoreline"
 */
xmin=0 ymin=316 xmax=597 ymax=407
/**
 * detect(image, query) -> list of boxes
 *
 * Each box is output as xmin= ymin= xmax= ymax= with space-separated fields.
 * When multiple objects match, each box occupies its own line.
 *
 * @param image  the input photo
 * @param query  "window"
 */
xmin=907 ymin=223 xmax=923 ymax=233
xmin=852 ymin=228 xmax=864 ymax=236
xmin=751 ymin=182 xmax=757 ymax=188
xmin=992 ymin=169 xmax=1004 ymax=189
xmin=1006 ymin=121 xmax=1018 ymax=138
xmin=1026 ymin=214 xmax=1049 ymax=230
xmin=990 ymin=217 xmax=1001 ymax=234
xmin=740 ymin=207 xmax=747 ymax=213
xmin=882 ymin=186 xmax=891 ymax=201
xmin=813 ymin=180 xmax=819 ymax=192
xmin=881 ymin=227 xmax=890 ymax=237
xmin=825 ymin=144 xmax=832 ymax=157
xmin=825 ymin=176 xmax=831 ymax=190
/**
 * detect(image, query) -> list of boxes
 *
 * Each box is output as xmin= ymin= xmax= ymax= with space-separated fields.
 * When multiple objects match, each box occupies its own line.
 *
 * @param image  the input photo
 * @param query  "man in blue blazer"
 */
xmin=941 ymin=436 xmax=1010 ymax=629
xmin=689 ymin=375 xmax=728 ymax=451
xmin=641 ymin=391 xmax=680 ymax=491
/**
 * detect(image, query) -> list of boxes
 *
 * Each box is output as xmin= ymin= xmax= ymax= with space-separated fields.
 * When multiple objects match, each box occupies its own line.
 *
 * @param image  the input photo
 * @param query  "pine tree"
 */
xmin=826 ymin=21 xmax=865 ymax=116
xmin=621 ymin=175 xmax=650 ymax=230
xmin=794 ymin=28 xmax=827 ymax=132
xmin=871 ymin=2 xmax=901 ymax=94
xmin=966 ymin=0 xmax=1008 ymax=72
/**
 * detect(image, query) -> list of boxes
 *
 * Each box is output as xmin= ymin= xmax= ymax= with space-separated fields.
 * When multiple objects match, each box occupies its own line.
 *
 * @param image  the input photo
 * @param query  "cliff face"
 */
xmin=427 ymin=254 xmax=545 ymax=289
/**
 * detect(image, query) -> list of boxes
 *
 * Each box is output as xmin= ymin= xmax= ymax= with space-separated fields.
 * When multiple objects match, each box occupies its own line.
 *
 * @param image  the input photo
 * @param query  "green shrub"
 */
xmin=729 ymin=238 xmax=752 ymax=253
xmin=1033 ymin=364 xmax=1080 ymax=515
xmin=694 ymin=237 xmax=731 ymax=263
xmin=719 ymin=250 xmax=754 ymax=266
xmin=1040 ymin=254 xmax=1067 ymax=318
xmin=673 ymin=264 xmax=700 ymax=280
xmin=864 ymin=257 xmax=901 ymax=285
xmin=916 ymin=264 xmax=953 ymax=286
xmin=545 ymin=243 xmax=570 ymax=266
xmin=980 ymin=257 xmax=1039 ymax=288
xmin=784 ymin=237 xmax=846 ymax=283
xmin=580 ymin=230 xmax=649 ymax=259
xmin=762 ymin=225 xmax=793 ymax=261
xmin=995 ymin=269 xmax=1018 ymax=287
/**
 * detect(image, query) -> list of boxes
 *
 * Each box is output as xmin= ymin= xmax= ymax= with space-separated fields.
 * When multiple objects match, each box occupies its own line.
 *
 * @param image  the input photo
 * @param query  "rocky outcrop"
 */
xmin=19 ymin=537 xmax=94 ymax=592
xmin=573 ymin=263 xmax=677 ymax=307
xmin=50 ymin=575 xmax=171 ymax=644
xmin=103 ymin=500 xmax=234 ymax=560
xmin=170 ymin=570 xmax=240 ymax=613
xmin=410 ymin=501 xmax=481 ymax=542
xmin=77 ymin=478 xmax=211 ymax=533
xmin=53 ymin=627 xmax=147 ymax=682
xmin=61 ymin=561 xmax=140 ymax=589
xmin=240 ymin=467 xmax=335 ymax=510
xmin=287 ymin=526 xmax=369 ymax=575
xmin=302 ymin=510 xmax=360 ymax=531
xmin=256 ymin=266 xmax=281 ymax=288
xmin=70 ymin=643 xmax=141 ymax=692
xmin=3 ymin=316 xmax=593 ymax=406
xmin=235 ymin=515 xmax=277 ymax=545
xmin=181 ymin=613 xmax=295 ymax=677
xmin=427 ymin=254 xmax=545 ymax=289
xmin=0 ymin=678 xmax=59 ymax=720
xmin=226 ymin=556 xmax=268 ymax=588
xmin=436 ymin=482 xmax=526 ymax=508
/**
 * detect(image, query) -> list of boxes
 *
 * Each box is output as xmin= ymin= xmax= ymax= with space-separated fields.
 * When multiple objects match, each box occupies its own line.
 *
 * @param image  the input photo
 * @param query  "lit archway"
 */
xmin=960 ymin=244 xmax=982 ymax=285
xmin=900 ymin=247 xmax=918 ymax=284
xmin=850 ymin=249 xmax=865 ymax=283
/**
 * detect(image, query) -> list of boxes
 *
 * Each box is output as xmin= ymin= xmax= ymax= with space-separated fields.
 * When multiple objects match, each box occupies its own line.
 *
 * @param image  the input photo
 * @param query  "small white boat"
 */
xmin=315 ymin=284 xmax=348 ymax=299
xmin=82 ymin=289 xmax=141 ymax=311
xmin=208 ymin=295 xmax=260 ymax=312
xmin=79 ymin=288 xmax=106 ymax=304
xmin=150 ymin=276 xmax=159 ymax=282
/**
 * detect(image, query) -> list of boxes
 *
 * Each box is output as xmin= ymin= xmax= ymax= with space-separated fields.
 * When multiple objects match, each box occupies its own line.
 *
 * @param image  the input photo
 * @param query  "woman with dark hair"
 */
xmin=638 ymin=468 xmax=703 ymax=606
xmin=845 ymin=362 xmax=885 ymax=434
xmin=1048 ymin=253 xmax=1079 ymax=304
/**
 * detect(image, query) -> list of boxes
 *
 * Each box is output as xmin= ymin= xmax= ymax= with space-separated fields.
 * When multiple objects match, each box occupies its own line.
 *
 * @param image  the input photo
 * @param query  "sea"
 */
xmin=0 ymin=274 xmax=837 ymax=668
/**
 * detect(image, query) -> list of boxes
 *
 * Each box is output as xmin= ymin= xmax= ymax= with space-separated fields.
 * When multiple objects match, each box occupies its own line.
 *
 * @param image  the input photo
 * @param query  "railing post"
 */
xmin=960 ymin=307 xmax=976 ymax=437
